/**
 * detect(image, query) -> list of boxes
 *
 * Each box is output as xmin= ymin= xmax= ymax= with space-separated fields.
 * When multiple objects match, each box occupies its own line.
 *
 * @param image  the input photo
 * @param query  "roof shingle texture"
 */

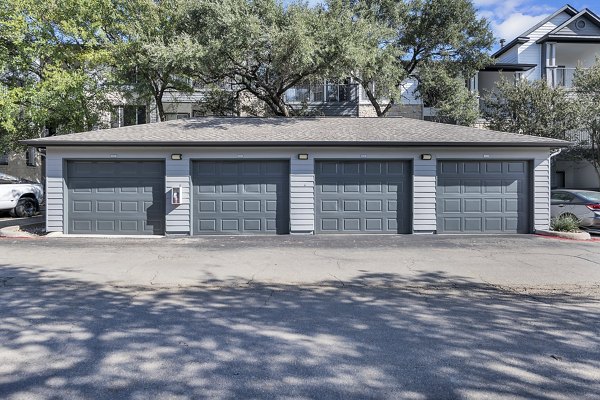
xmin=24 ymin=117 xmax=569 ymax=147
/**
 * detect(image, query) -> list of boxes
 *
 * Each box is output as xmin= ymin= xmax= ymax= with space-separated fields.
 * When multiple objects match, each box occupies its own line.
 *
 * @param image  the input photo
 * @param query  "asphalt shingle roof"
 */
xmin=23 ymin=117 xmax=569 ymax=147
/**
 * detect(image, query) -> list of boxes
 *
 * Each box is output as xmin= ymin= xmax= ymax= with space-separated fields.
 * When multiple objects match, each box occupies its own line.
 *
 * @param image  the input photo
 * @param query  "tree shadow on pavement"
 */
xmin=0 ymin=266 xmax=599 ymax=399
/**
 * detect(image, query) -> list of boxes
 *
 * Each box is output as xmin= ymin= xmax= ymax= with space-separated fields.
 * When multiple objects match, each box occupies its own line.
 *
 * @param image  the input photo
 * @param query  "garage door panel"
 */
xmin=484 ymin=199 xmax=502 ymax=212
xmin=437 ymin=161 xmax=530 ymax=234
xmin=463 ymin=162 xmax=481 ymax=173
xmin=485 ymin=218 xmax=502 ymax=231
xmin=315 ymin=160 xmax=411 ymax=234
xmin=221 ymin=220 xmax=238 ymax=231
xmin=192 ymin=160 xmax=289 ymax=235
xmin=443 ymin=218 xmax=461 ymax=232
xmin=67 ymin=161 xmax=165 ymax=235
xmin=507 ymin=162 xmax=525 ymax=173
xmin=464 ymin=218 xmax=482 ymax=231
xmin=485 ymin=162 xmax=502 ymax=173
xmin=97 ymin=201 xmax=116 ymax=212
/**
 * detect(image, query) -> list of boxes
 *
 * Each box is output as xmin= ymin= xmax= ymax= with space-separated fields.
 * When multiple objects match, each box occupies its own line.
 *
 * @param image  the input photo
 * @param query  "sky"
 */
xmin=294 ymin=1 xmax=594 ymax=50
xmin=474 ymin=1 xmax=592 ymax=46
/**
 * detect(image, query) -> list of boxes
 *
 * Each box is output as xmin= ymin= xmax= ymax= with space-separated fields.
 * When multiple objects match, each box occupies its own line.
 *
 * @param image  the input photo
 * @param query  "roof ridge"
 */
xmin=516 ymin=4 xmax=579 ymax=38
xmin=547 ymin=8 xmax=600 ymax=35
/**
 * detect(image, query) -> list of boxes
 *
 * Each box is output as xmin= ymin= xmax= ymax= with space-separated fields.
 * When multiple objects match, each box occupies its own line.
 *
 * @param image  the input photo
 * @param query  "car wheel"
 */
xmin=13 ymin=198 xmax=38 ymax=218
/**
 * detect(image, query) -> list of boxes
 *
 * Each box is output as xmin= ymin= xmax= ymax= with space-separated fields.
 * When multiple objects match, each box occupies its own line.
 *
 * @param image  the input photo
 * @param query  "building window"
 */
xmin=123 ymin=105 xmax=147 ymax=126
xmin=285 ymin=79 xmax=357 ymax=103
xmin=165 ymin=113 xmax=190 ymax=121
xmin=25 ymin=147 xmax=36 ymax=167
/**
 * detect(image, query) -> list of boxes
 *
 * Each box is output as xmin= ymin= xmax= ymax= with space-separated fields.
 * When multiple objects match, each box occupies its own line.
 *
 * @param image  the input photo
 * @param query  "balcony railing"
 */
xmin=547 ymin=67 xmax=587 ymax=89
xmin=284 ymin=83 xmax=359 ymax=103
xmin=567 ymin=129 xmax=591 ymax=145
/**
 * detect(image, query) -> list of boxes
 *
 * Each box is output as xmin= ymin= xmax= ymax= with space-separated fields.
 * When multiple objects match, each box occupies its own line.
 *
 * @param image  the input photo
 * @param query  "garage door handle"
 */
xmin=558 ymin=204 xmax=565 ymax=207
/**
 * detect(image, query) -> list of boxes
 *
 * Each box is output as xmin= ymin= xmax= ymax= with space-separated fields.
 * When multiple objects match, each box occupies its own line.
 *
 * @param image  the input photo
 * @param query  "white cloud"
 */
xmin=492 ymin=12 xmax=550 ymax=41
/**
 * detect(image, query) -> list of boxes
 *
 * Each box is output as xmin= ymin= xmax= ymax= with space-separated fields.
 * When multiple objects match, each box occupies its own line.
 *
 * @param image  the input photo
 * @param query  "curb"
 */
xmin=0 ymin=224 xmax=41 ymax=239
xmin=535 ymin=229 xmax=592 ymax=241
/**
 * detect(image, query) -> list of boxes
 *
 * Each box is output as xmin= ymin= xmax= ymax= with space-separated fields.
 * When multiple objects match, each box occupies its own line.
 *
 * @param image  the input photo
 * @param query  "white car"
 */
xmin=0 ymin=173 xmax=44 ymax=217
xmin=551 ymin=189 xmax=600 ymax=229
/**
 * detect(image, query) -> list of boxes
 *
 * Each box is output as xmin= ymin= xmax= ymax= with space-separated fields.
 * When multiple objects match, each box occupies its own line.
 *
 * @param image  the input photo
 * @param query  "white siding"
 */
xmin=413 ymin=158 xmax=437 ymax=232
xmin=290 ymin=157 xmax=315 ymax=233
xmin=45 ymin=151 xmax=63 ymax=233
xmin=45 ymin=146 xmax=553 ymax=235
xmin=534 ymin=158 xmax=551 ymax=230
xmin=399 ymin=78 xmax=420 ymax=105
xmin=165 ymin=158 xmax=191 ymax=234
xmin=497 ymin=46 xmax=519 ymax=64
xmin=519 ymin=12 xmax=573 ymax=81
xmin=358 ymin=77 xmax=421 ymax=106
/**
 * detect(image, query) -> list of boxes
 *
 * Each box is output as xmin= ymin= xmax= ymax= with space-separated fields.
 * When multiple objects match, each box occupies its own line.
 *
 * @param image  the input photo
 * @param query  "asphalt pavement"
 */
xmin=0 ymin=212 xmax=44 ymax=229
xmin=1 ymin=235 xmax=599 ymax=399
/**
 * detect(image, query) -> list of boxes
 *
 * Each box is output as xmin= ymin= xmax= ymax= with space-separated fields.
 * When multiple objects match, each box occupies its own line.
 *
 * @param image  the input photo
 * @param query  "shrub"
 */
xmin=550 ymin=215 xmax=581 ymax=232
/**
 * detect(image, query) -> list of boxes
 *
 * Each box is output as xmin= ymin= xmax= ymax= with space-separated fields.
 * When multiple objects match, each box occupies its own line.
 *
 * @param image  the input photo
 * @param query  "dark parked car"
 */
xmin=551 ymin=189 xmax=600 ymax=229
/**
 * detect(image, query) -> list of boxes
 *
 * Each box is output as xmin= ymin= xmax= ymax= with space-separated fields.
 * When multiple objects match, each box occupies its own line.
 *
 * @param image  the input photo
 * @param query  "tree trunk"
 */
xmin=360 ymin=81 xmax=394 ymax=117
xmin=275 ymin=96 xmax=290 ymax=117
xmin=155 ymin=92 xmax=166 ymax=122
xmin=260 ymin=93 xmax=289 ymax=117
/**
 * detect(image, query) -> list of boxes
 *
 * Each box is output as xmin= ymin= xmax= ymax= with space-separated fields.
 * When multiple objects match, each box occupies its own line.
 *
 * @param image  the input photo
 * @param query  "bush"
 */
xmin=550 ymin=215 xmax=581 ymax=232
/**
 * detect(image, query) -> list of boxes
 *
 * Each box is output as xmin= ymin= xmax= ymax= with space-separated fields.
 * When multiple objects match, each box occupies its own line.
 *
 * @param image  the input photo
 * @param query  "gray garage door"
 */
xmin=437 ymin=160 xmax=531 ymax=234
xmin=315 ymin=160 xmax=412 ymax=234
xmin=192 ymin=160 xmax=290 ymax=234
xmin=66 ymin=160 xmax=165 ymax=235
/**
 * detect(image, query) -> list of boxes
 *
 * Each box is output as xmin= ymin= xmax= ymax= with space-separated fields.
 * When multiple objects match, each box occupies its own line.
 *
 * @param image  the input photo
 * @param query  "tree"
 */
xmin=350 ymin=0 xmax=494 ymax=118
xmin=0 ymin=0 xmax=137 ymax=151
xmin=573 ymin=61 xmax=600 ymax=186
xmin=112 ymin=0 xmax=199 ymax=122
xmin=183 ymin=0 xmax=358 ymax=117
xmin=416 ymin=62 xmax=479 ymax=126
xmin=481 ymin=78 xmax=580 ymax=139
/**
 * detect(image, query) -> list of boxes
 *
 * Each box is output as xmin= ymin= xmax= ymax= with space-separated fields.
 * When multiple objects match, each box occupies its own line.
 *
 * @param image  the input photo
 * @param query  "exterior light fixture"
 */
xmin=297 ymin=154 xmax=309 ymax=160
xmin=171 ymin=154 xmax=183 ymax=160
xmin=420 ymin=154 xmax=432 ymax=160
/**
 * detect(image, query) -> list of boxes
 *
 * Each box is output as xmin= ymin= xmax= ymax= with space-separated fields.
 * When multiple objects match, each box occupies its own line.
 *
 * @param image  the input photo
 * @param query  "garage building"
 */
xmin=24 ymin=117 xmax=568 ymax=236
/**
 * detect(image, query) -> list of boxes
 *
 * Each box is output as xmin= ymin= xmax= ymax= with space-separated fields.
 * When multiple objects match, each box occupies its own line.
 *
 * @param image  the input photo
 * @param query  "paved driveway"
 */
xmin=1 ymin=235 xmax=599 ymax=288
xmin=0 ymin=211 xmax=44 ymax=229
xmin=1 ymin=235 xmax=599 ymax=399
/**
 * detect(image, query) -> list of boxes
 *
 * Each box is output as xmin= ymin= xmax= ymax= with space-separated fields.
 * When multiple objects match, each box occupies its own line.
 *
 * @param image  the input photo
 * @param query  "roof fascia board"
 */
xmin=21 ymin=141 xmax=571 ymax=148
xmin=547 ymin=9 xmax=600 ymax=35
xmin=492 ymin=37 xmax=529 ymax=58
xmin=537 ymin=35 xmax=600 ymax=43
xmin=482 ymin=63 xmax=537 ymax=72
xmin=518 ymin=4 xmax=579 ymax=37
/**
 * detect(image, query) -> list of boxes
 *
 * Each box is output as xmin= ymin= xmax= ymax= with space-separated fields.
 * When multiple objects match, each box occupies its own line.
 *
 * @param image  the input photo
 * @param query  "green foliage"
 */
xmin=112 ymin=0 xmax=199 ymax=121
xmin=349 ymin=0 xmax=493 ymax=117
xmin=482 ymin=78 xmax=580 ymax=139
xmin=572 ymin=60 xmax=600 ymax=185
xmin=417 ymin=63 xmax=479 ymax=126
xmin=183 ymin=0 xmax=362 ymax=116
xmin=550 ymin=214 xmax=581 ymax=233
xmin=0 ymin=0 xmax=136 ymax=152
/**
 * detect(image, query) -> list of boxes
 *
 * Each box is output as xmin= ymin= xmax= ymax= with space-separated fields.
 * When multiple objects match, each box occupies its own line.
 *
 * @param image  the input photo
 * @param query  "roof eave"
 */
xmin=481 ymin=63 xmax=537 ymax=72
xmin=22 ymin=140 xmax=572 ymax=148
xmin=492 ymin=37 xmax=529 ymax=59
xmin=537 ymin=34 xmax=600 ymax=43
